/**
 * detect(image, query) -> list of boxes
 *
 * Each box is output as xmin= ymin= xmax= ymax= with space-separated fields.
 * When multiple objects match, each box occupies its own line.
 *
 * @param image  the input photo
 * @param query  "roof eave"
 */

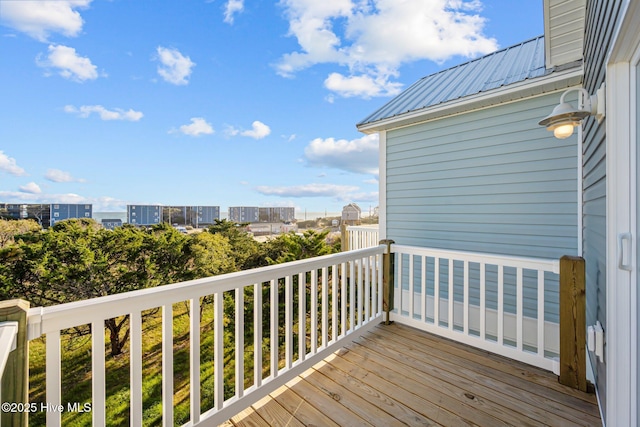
xmin=356 ymin=64 xmax=584 ymax=134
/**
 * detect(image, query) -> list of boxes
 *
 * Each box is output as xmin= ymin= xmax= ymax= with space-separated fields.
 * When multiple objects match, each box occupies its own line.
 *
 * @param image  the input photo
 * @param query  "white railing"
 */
xmin=345 ymin=225 xmax=379 ymax=250
xmin=390 ymin=244 xmax=561 ymax=373
xmin=0 ymin=321 xmax=18 ymax=380
xmin=23 ymin=245 xmax=386 ymax=426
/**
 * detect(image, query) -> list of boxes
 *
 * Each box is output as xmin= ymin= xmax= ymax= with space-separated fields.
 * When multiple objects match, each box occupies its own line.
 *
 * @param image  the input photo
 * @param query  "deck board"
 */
xmin=227 ymin=323 xmax=602 ymax=427
xmin=365 ymin=328 xmax=600 ymax=425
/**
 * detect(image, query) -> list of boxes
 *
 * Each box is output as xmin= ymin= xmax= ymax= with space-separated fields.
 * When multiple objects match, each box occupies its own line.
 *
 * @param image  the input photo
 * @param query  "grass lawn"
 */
xmin=26 ymin=277 xmax=341 ymax=426
xmin=27 ymin=296 xmax=270 ymax=427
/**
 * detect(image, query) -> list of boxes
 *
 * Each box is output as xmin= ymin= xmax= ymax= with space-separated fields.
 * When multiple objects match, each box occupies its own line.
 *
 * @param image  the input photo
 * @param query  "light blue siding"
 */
xmin=386 ymin=93 xmax=577 ymax=327
xmin=386 ymin=93 xmax=578 ymax=260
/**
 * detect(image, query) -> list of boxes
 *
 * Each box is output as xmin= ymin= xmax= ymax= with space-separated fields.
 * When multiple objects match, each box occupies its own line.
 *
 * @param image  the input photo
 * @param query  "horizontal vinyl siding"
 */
xmin=386 ymin=92 xmax=579 ymax=260
xmin=546 ymin=0 xmax=586 ymax=67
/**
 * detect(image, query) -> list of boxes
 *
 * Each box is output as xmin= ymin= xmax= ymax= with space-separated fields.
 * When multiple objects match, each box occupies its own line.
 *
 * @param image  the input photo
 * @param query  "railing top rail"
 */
xmin=390 ymin=244 xmax=560 ymax=274
xmin=27 ymin=245 xmax=386 ymax=337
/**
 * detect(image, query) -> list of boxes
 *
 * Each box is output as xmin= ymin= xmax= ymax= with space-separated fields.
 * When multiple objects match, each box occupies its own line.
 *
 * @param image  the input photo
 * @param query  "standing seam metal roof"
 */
xmin=357 ymin=36 xmax=547 ymax=126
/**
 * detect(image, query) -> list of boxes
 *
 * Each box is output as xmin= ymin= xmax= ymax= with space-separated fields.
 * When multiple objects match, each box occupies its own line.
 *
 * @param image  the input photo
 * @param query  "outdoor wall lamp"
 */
xmin=538 ymin=83 xmax=606 ymax=139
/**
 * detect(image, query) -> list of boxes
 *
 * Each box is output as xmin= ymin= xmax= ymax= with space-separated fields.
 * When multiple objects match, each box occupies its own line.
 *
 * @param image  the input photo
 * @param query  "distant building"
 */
xmin=228 ymin=207 xmax=260 ymax=223
xmin=127 ymin=205 xmax=161 ymax=226
xmin=162 ymin=206 xmax=220 ymax=227
xmin=50 ymin=204 xmax=92 ymax=227
xmin=101 ymin=218 xmax=123 ymax=230
xmin=0 ymin=203 xmax=51 ymax=226
xmin=230 ymin=206 xmax=295 ymax=223
xmin=341 ymin=203 xmax=361 ymax=225
xmin=193 ymin=206 xmax=220 ymax=227
xmin=259 ymin=207 xmax=295 ymax=222
xmin=1 ymin=203 xmax=91 ymax=227
xmin=127 ymin=205 xmax=219 ymax=227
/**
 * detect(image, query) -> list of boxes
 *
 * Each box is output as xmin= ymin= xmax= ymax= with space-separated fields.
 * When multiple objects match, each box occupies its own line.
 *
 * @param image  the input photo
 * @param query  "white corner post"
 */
xmin=378 ymin=130 xmax=387 ymax=241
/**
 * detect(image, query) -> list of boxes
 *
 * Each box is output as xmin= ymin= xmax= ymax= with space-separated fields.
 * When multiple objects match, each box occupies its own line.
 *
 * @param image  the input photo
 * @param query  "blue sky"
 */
xmin=0 ymin=0 xmax=543 ymax=215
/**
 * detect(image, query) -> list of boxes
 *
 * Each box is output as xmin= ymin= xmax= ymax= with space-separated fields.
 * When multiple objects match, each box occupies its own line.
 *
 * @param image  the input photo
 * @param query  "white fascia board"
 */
xmin=357 ymin=66 xmax=584 ymax=134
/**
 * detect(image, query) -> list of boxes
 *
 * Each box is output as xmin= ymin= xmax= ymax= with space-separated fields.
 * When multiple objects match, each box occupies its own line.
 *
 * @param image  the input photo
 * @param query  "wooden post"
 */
xmin=341 ymin=224 xmax=349 ymax=252
xmin=559 ymin=256 xmax=587 ymax=392
xmin=0 ymin=299 xmax=30 ymax=427
xmin=380 ymin=240 xmax=395 ymax=325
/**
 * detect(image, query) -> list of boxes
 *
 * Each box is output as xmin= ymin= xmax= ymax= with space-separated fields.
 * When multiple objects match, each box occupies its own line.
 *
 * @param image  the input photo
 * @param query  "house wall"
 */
xmin=385 ymin=92 xmax=579 ymax=260
xmin=386 ymin=93 xmax=580 ymax=326
xmin=544 ymin=0 xmax=586 ymax=68
xmin=582 ymin=0 xmax=625 ymax=419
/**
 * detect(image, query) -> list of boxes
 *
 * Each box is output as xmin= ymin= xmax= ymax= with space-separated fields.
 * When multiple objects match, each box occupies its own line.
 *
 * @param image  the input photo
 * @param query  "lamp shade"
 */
xmin=538 ymin=85 xmax=605 ymax=139
xmin=538 ymin=101 xmax=590 ymax=131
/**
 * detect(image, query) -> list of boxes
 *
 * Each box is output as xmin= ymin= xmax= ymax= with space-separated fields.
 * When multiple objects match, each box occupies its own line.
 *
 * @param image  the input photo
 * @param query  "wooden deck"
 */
xmin=223 ymin=323 xmax=601 ymax=427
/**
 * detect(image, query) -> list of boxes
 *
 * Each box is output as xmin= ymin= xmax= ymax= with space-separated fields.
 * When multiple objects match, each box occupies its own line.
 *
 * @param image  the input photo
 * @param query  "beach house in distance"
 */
xmin=357 ymin=1 xmax=638 ymax=424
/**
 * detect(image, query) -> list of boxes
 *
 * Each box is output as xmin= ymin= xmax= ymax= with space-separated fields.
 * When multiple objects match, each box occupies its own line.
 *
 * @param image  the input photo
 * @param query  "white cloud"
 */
xmin=156 ymin=46 xmax=195 ymax=85
xmin=226 ymin=121 xmax=272 ymax=139
xmin=276 ymin=0 xmax=498 ymax=98
xmin=224 ymin=125 xmax=240 ymax=137
xmin=324 ymin=72 xmax=402 ymax=98
xmin=304 ymin=133 xmax=378 ymax=175
xmin=45 ymin=169 xmax=85 ymax=183
xmin=241 ymin=121 xmax=271 ymax=139
xmin=37 ymin=44 xmax=98 ymax=82
xmin=342 ymin=191 xmax=379 ymax=203
xmin=224 ymin=0 xmax=245 ymax=24
xmin=259 ymin=201 xmax=297 ymax=208
xmin=0 ymin=191 xmax=84 ymax=204
xmin=255 ymin=183 xmax=359 ymax=198
xmin=175 ymin=117 xmax=214 ymax=136
xmin=19 ymin=182 xmax=42 ymax=194
xmin=0 ymin=151 xmax=27 ymax=176
xmin=276 ymin=0 xmax=352 ymax=78
xmin=0 ymin=0 xmax=91 ymax=41
xmin=255 ymin=182 xmax=378 ymax=204
xmin=92 ymin=196 xmax=127 ymax=211
xmin=64 ymin=105 xmax=143 ymax=121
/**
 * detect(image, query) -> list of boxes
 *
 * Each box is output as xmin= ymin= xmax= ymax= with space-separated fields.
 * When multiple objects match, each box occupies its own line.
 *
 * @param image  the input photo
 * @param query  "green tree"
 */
xmin=267 ymin=229 xmax=336 ymax=264
xmin=185 ymin=231 xmax=234 ymax=278
xmin=206 ymin=219 xmax=266 ymax=270
xmin=0 ymin=219 xmax=41 ymax=248
xmin=0 ymin=219 xmax=208 ymax=355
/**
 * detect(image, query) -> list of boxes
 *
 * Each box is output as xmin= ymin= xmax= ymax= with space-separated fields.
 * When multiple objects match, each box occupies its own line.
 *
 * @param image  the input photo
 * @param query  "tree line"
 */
xmin=0 ymin=218 xmax=340 ymax=355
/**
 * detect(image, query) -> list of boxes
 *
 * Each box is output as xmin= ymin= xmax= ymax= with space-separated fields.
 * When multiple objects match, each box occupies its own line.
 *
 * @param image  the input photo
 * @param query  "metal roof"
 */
xmin=357 ymin=36 xmax=548 ymax=127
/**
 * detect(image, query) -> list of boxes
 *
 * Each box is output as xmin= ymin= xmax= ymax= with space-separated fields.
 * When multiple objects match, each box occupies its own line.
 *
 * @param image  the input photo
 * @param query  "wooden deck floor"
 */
xmin=223 ymin=323 xmax=601 ymax=427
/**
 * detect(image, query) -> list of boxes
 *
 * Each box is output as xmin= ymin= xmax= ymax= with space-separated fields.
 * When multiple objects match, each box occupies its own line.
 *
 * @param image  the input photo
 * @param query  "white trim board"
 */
xmin=378 ymin=130 xmax=387 ymax=241
xmin=605 ymin=1 xmax=639 ymax=425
